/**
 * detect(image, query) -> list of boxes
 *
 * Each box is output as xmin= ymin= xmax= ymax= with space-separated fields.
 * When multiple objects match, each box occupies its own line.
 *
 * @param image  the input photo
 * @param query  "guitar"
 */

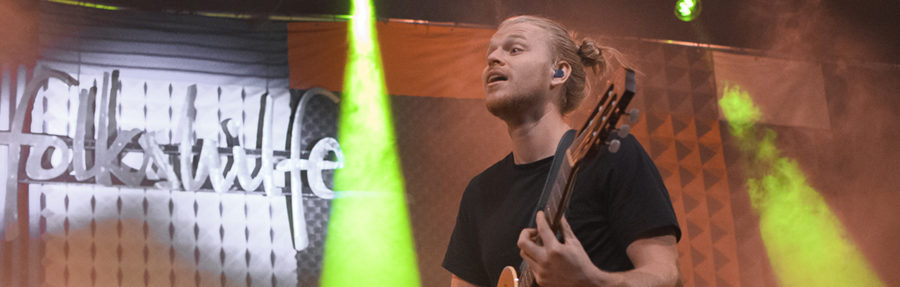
xmin=496 ymin=68 xmax=638 ymax=287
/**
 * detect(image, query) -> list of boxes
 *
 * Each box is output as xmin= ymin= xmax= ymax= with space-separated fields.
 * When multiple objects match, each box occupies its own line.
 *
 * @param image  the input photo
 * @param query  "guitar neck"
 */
xmin=542 ymin=150 xmax=580 ymax=232
xmin=516 ymin=147 xmax=581 ymax=287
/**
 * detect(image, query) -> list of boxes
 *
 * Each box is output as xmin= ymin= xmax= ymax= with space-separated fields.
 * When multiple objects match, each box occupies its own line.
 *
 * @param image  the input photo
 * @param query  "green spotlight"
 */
xmin=674 ymin=0 xmax=701 ymax=22
xmin=318 ymin=0 xmax=420 ymax=286
xmin=719 ymin=84 xmax=884 ymax=287
xmin=48 ymin=0 xmax=120 ymax=10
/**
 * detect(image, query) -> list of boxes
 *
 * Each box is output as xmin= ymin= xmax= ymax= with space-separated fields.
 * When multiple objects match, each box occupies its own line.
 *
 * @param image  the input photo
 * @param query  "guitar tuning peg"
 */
xmin=608 ymin=139 xmax=621 ymax=153
xmin=617 ymin=124 xmax=631 ymax=138
xmin=628 ymin=108 xmax=640 ymax=123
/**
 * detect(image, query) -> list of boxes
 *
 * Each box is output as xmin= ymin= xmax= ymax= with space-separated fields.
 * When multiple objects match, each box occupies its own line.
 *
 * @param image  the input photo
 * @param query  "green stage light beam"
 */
xmin=48 ymin=0 xmax=120 ymax=10
xmin=675 ymin=0 xmax=701 ymax=22
xmin=318 ymin=0 xmax=420 ymax=285
xmin=719 ymin=84 xmax=884 ymax=287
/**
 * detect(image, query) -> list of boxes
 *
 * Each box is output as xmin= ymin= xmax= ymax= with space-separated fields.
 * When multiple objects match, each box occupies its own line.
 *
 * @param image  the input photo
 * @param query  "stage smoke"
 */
xmin=719 ymin=84 xmax=885 ymax=287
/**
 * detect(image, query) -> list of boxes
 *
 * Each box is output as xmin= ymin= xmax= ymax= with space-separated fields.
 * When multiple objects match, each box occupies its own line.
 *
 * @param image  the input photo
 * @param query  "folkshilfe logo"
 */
xmin=0 ymin=67 xmax=342 ymax=251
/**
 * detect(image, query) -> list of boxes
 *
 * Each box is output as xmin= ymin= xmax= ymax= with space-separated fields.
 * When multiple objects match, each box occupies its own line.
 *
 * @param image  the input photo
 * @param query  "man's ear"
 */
xmin=550 ymin=61 xmax=572 ymax=88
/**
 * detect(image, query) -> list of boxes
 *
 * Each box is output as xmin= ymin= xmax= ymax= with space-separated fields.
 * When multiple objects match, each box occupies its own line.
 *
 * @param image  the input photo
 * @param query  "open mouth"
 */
xmin=487 ymin=73 xmax=508 ymax=84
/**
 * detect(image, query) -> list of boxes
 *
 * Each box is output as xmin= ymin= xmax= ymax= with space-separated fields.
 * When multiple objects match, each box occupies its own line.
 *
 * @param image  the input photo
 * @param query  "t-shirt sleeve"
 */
xmin=607 ymin=135 xmax=682 ymax=248
xmin=442 ymin=181 xmax=489 ymax=286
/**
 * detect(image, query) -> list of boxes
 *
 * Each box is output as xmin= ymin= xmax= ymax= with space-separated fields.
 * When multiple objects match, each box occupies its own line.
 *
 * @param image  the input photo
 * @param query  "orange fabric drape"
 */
xmin=288 ymin=22 xmax=494 ymax=99
xmin=0 ymin=0 xmax=38 ymax=66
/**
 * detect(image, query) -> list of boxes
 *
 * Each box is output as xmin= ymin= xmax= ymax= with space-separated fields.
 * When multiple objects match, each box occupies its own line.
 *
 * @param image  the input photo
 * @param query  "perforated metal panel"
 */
xmin=291 ymin=89 xmax=338 ymax=286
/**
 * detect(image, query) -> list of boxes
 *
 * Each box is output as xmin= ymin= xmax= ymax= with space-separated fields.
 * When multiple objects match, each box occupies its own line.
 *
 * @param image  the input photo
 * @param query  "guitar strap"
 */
xmin=527 ymin=129 xmax=576 ymax=229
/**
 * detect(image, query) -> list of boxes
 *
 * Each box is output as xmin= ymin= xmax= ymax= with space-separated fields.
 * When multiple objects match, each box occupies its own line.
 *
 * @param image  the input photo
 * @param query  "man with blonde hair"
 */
xmin=443 ymin=16 xmax=681 ymax=287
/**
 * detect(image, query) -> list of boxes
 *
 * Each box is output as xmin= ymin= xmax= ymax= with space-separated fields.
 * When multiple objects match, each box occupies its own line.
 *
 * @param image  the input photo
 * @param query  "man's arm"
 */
xmin=592 ymin=234 xmax=680 ymax=287
xmin=451 ymin=274 xmax=483 ymax=287
xmin=518 ymin=211 xmax=679 ymax=287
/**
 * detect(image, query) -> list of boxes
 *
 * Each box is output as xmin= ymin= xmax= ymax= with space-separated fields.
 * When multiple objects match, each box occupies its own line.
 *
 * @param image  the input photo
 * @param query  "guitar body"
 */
xmin=496 ymin=68 xmax=636 ymax=287
xmin=497 ymin=266 xmax=518 ymax=287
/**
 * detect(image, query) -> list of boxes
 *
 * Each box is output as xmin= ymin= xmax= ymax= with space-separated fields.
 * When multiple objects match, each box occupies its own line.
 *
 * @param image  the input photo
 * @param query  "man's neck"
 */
xmin=505 ymin=104 xmax=571 ymax=165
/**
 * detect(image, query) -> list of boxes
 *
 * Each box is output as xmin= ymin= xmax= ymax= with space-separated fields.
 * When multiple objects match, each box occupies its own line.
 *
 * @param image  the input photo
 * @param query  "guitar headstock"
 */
xmin=569 ymin=68 xmax=638 ymax=166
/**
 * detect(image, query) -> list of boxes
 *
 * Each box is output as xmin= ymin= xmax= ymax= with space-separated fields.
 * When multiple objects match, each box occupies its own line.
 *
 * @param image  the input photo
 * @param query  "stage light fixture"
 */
xmin=319 ymin=0 xmax=420 ymax=286
xmin=719 ymin=85 xmax=884 ymax=287
xmin=674 ymin=0 xmax=700 ymax=22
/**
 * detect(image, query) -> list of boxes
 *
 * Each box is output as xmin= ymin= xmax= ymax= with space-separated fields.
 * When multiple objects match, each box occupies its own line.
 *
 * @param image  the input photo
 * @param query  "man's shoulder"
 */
xmin=455 ymin=153 xmax=513 ymax=213
xmin=468 ymin=152 xmax=514 ymax=185
xmin=581 ymin=134 xmax=647 ymax=165
xmin=570 ymin=134 xmax=656 ymax=186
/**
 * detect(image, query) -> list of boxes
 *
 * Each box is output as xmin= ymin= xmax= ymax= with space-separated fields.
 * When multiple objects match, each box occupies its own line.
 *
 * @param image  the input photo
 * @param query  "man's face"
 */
xmin=483 ymin=22 xmax=555 ymax=118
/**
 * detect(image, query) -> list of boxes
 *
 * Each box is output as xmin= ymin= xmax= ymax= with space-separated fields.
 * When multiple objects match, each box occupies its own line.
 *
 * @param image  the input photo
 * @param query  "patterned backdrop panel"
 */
xmin=600 ymin=40 xmax=741 ymax=287
xmin=37 ymin=185 xmax=298 ymax=287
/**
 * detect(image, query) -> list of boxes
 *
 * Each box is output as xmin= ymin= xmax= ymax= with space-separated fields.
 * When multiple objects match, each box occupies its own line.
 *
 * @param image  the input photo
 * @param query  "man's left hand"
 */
xmin=517 ymin=210 xmax=606 ymax=287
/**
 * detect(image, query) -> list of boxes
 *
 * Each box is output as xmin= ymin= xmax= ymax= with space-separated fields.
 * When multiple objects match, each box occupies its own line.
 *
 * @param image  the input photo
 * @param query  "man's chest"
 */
xmin=473 ymin=172 xmax=612 ymax=281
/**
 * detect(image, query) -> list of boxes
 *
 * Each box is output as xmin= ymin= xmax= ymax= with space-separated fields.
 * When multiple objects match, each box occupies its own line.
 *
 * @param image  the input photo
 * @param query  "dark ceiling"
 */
xmin=89 ymin=0 xmax=900 ymax=64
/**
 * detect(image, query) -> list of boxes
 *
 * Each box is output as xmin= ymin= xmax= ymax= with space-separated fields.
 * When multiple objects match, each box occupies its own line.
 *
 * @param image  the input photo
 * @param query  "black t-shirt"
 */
xmin=442 ymin=134 xmax=681 ymax=286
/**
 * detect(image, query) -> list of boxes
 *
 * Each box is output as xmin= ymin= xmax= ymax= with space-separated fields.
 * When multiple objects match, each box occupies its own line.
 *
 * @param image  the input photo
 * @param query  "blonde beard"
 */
xmin=485 ymin=91 xmax=546 ymax=121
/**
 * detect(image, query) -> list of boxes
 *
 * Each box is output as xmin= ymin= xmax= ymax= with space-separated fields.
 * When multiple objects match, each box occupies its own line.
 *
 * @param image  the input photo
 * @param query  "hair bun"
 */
xmin=577 ymin=39 xmax=602 ymax=67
